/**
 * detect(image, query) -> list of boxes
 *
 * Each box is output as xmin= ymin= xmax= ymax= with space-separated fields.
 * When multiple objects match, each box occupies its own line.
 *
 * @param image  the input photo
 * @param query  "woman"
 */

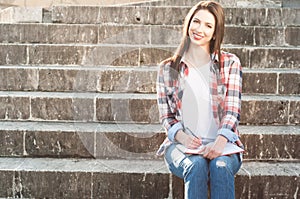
xmin=156 ymin=1 xmax=244 ymax=198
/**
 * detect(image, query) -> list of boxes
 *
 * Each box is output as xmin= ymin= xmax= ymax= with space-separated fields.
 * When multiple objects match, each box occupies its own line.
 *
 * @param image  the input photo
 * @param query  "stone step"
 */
xmin=0 ymin=23 xmax=299 ymax=47
xmin=141 ymin=0 xmax=299 ymax=8
xmin=0 ymin=91 xmax=299 ymax=125
xmin=0 ymin=157 xmax=299 ymax=198
xmin=0 ymin=66 xmax=299 ymax=95
xmin=0 ymin=121 xmax=299 ymax=161
xmin=0 ymin=44 xmax=299 ymax=68
xmin=51 ymin=5 xmax=300 ymax=26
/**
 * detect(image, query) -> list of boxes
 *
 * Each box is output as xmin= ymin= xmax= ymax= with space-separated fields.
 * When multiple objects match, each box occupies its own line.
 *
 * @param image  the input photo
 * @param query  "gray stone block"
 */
xmin=243 ymin=72 xmax=277 ymax=94
xmin=241 ymin=98 xmax=289 ymax=124
xmin=31 ymin=97 xmax=94 ymax=121
xmin=255 ymin=27 xmax=285 ymax=46
xmin=38 ymin=68 xmax=99 ymax=92
xmin=224 ymin=26 xmax=254 ymax=45
xmin=93 ymin=172 xmax=169 ymax=198
xmin=285 ymin=27 xmax=300 ymax=46
xmin=249 ymin=48 xmax=300 ymax=68
xmin=52 ymin=6 xmax=100 ymax=24
xmin=290 ymin=101 xmax=300 ymax=124
xmin=0 ymin=96 xmax=30 ymax=120
xmin=48 ymin=24 xmax=98 ymax=44
xmin=0 ymin=7 xmax=43 ymax=23
xmin=0 ymin=67 xmax=38 ymax=91
xmin=0 ymin=130 xmax=23 ymax=156
xmin=25 ymin=130 xmax=94 ymax=158
xmin=279 ymin=72 xmax=300 ymax=95
xmin=0 ymin=44 xmax=27 ymax=65
xmin=28 ymin=45 xmax=84 ymax=65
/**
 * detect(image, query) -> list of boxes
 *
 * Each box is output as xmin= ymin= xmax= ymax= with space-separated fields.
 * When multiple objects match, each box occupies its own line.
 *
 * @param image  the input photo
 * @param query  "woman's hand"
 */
xmin=203 ymin=135 xmax=227 ymax=160
xmin=175 ymin=130 xmax=202 ymax=149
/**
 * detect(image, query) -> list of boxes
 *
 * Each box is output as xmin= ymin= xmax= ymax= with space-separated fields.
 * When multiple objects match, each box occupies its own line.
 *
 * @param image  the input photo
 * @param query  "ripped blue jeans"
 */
xmin=164 ymin=143 xmax=242 ymax=199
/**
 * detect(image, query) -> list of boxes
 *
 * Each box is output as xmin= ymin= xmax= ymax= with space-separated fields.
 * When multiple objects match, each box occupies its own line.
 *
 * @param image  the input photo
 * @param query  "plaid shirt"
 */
xmin=156 ymin=51 xmax=243 ymax=155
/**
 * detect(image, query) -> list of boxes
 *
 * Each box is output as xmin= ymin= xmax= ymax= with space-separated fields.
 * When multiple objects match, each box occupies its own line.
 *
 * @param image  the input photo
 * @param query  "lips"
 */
xmin=192 ymin=32 xmax=204 ymax=40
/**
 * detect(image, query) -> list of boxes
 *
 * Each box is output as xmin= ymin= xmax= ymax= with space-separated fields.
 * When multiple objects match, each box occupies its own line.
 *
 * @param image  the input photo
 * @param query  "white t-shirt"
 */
xmin=182 ymin=62 xmax=219 ymax=143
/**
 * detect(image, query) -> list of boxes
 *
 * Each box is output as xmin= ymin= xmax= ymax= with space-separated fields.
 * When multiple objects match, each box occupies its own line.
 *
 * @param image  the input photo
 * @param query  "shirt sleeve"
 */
xmin=217 ymin=55 xmax=242 ymax=143
xmin=156 ymin=63 xmax=183 ymax=142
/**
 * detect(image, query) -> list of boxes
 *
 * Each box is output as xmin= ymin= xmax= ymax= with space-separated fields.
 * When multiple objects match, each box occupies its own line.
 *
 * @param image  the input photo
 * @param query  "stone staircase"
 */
xmin=0 ymin=0 xmax=299 ymax=198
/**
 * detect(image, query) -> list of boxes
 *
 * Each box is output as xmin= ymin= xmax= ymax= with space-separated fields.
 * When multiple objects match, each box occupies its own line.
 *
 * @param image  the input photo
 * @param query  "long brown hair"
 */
xmin=164 ymin=1 xmax=225 ymax=78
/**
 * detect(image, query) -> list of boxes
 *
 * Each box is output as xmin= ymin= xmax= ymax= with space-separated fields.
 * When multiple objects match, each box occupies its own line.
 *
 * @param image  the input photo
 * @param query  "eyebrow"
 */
xmin=193 ymin=17 xmax=214 ymax=26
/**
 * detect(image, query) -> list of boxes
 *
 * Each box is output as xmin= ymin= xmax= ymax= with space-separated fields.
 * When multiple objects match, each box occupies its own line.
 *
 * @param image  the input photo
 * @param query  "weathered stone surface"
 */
xmin=31 ymin=97 xmax=94 ymax=121
xmin=224 ymin=26 xmax=254 ymax=45
xmin=0 ymin=24 xmax=22 ymax=43
xmin=17 ymin=171 xmax=92 ymax=198
xmin=48 ymin=24 xmax=98 ymax=44
xmin=83 ymin=46 xmax=139 ymax=66
xmin=0 ymin=67 xmax=38 ymax=91
xmin=99 ymin=68 xmax=156 ymax=93
xmin=285 ymin=27 xmax=300 ymax=46
xmin=98 ymin=25 xmax=150 ymax=44
xmin=25 ymin=131 xmax=94 ymax=158
xmin=250 ymin=48 xmax=300 ymax=68
xmin=289 ymin=101 xmax=300 ymax=124
xmin=95 ymin=132 xmax=164 ymax=159
xmin=0 ymin=96 xmax=30 ymax=120
xmin=0 ymin=44 xmax=27 ymax=65
xmin=242 ymin=133 xmax=299 ymax=160
xmin=0 ymin=7 xmax=43 ymax=23
xmin=279 ymin=73 xmax=300 ymax=95
xmin=241 ymin=99 xmax=289 ymax=124
xmin=148 ymin=7 xmax=189 ymax=25
xmin=150 ymin=25 xmax=181 ymax=45
xmin=38 ymin=68 xmax=99 ymax=92
xmin=236 ymin=175 xmax=299 ymax=199
xmin=28 ymin=45 xmax=84 ymax=65
xmin=255 ymin=27 xmax=285 ymax=46
xmin=172 ymin=175 xmax=184 ymax=199
xmin=0 ymin=171 xmax=13 ymax=197
xmin=96 ymin=97 xmax=159 ymax=123
xmin=52 ymin=6 xmax=100 ymax=24
xmin=242 ymin=72 xmax=277 ymax=94
xmin=0 ymin=130 xmax=23 ymax=156
xmin=223 ymin=47 xmax=249 ymax=68
xmin=140 ymin=47 xmax=174 ymax=66
xmin=93 ymin=172 xmax=169 ymax=198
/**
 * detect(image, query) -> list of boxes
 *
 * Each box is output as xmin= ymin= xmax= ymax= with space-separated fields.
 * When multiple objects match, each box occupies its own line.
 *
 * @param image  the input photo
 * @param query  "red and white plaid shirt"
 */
xmin=156 ymin=51 xmax=243 ymax=155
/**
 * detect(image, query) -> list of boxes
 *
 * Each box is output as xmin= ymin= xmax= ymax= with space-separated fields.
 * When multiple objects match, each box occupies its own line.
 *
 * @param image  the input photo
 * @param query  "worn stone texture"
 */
xmin=0 ymin=96 xmax=30 ymax=120
xmin=0 ymin=44 xmax=27 ymax=65
xmin=0 ymin=7 xmax=43 ymax=23
xmin=38 ymin=68 xmax=99 ymax=92
xmin=28 ymin=45 xmax=84 ymax=65
xmin=48 ymin=24 xmax=98 ymax=44
xmin=289 ymin=101 xmax=300 ymax=124
xmin=0 ymin=171 xmax=13 ymax=197
xmin=250 ymin=48 xmax=299 ymax=68
xmin=255 ymin=27 xmax=285 ymax=46
xmin=242 ymin=134 xmax=299 ymax=160
xmin=99 ymin=69 xmax=156 ymax=93
xmin=224 ymin=26 xmax=254 ymax=45
xmin=279 ymin=73 xmax=300 ymax=95
xmin=242 ymin=72 xmax=277 ymax=94
xmin=285 ymin=27 xmax=300 ymax=46
xmin=0 ymin=68 xmax=38 ymax=91
xmin=16 ymin=171 xmax=92 ymax=198
xmin=96 ymin=97 xmax=159 ymax=123
xmin=31 ymin=97 xmax=94 ymax=121
xmin=140 ymin=47 xmax=174 ymax=66
xmin=0 ymin=130 xmax=23 ymax=156
xmin=241 ymin=100 xmax=289 ymax=124
xmin=98 ymin=25 xmax=150 ymax=45
xmin=93 ymin=172 xmax=169 ymax=198
xmin=95 ymin=132 xmax=164 ymax=159
xmin=25 ymin=130 xmax=94 ymax=158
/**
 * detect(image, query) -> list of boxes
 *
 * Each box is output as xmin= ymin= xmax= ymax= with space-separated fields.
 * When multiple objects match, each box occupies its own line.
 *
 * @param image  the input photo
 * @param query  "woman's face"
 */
xmin=188 ymin=9 xmax=216 ymax=50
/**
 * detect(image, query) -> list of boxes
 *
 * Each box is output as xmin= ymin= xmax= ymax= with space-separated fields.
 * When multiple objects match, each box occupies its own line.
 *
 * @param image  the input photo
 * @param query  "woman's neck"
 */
xmin=184 ymin=44 xmax=211 ymax=67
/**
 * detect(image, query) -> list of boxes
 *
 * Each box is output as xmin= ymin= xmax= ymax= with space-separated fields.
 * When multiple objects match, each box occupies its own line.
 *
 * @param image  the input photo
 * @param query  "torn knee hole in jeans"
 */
xmin=216 ymin=160 xmax=226 ymax=167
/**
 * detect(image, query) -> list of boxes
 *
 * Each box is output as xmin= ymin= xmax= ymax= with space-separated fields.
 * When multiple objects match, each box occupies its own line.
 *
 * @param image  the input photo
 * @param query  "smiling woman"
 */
xmin=156 ymin=1 xmax=244 ymax=199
